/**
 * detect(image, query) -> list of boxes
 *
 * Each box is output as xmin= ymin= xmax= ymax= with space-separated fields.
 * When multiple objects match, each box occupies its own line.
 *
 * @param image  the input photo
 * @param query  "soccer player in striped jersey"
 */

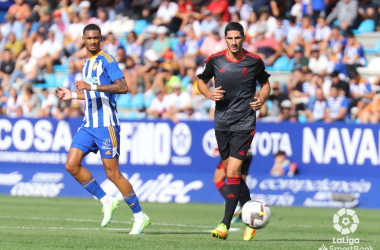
xmin=56 ymin=24 xmax=150 ymax=234
xmin=197 ymin=22 xmax=271 ymax=241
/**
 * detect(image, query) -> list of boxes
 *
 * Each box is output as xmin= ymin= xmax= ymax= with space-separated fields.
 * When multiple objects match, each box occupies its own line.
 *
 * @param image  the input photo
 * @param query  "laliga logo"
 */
xmin=333 ymin=208 xmax=359 ymax=235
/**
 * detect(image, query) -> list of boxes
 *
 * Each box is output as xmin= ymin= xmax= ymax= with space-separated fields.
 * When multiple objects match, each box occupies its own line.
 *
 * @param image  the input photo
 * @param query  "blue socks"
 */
xmin=123 ymin=191 xmax=142 ymax=214
xmin=82 ymin=177 xmax=106 ymax=200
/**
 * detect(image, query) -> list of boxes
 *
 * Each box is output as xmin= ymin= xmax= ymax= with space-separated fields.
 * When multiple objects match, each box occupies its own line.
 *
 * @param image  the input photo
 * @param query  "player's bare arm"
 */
xmin=56 ymin=86 xmax=85 ymax=100
xmin=74 ymin=77 xmax=128 ymax=94
xmin=250 ymin=81 xmax=271 ymax=111
xmin=197 ymin=78 xmax=225 ymax=101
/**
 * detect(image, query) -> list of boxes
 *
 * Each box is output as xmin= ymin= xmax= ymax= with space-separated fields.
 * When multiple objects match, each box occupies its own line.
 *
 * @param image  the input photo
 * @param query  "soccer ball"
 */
xmin=241 ymin=200 xmax=271 ymax=229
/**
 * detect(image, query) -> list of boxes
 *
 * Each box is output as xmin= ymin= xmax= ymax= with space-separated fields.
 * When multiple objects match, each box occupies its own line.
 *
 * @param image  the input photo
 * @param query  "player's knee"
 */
xmin=105 ymin=170 xmax=120 ymax=182
xmin=65 ymin=161 xmax=79 ymax=175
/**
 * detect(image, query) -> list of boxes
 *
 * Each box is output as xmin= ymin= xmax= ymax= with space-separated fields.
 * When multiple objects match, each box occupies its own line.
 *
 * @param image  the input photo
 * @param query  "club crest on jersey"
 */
xmin=102 ymin=138 xmax=112 ymax=149
xmin=242 ymin=67 xmax=247 ymax=76
xmin=92 ymin=62 xmax=98 ymax=71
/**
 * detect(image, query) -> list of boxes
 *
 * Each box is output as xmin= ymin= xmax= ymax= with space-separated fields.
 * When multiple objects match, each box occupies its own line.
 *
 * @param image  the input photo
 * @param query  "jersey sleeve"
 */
xmin=105 ymin=61 xmax=124 ymax=82
xmin=255 ymin=59 xmax=271 ymax=84
xmin=197 ymin=57 xmax=215 ymax=83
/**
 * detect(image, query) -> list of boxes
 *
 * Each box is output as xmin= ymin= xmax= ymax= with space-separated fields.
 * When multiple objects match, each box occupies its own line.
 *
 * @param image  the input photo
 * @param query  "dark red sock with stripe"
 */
xmin=215 ymin=180 xmax=228 ymax=199
xmin=221 ymin=176 xmax=241 ymax=229
xmin=239 ymin=178 xmax=251 ymax=207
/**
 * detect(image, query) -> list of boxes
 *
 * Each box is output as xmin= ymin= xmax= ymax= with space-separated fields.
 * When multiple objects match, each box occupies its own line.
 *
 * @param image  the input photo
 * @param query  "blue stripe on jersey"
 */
xmin=93 ymin=57 xmax=104 ymax=127
xmin=84 ymin=60 xmax=93 ymax=127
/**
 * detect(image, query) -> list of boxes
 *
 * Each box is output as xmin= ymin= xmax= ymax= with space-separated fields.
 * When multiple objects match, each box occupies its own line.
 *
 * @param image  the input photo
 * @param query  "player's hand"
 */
xmin=55 ymin=86 xmax=72 ymax=101
xmin=74 ymin=80 xmax=91 ymax=91
xmin=209 ymin=86 xmax=225 ymax=101
xmin=250 ymin=97 xmax=262 ymax=111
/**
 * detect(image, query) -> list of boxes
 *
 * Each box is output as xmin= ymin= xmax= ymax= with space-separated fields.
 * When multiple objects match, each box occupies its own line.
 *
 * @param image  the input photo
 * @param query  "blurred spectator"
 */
xmin=94 ymin=9 xmax=112 ymax=36
xmin=278 ymin=99 xmax=295 ymax=121
xmin=273 ymin=17 xmax=287 ymax=43
xmin=200 ymin=29 xmax=227 ymax=58
xmin=290 ymin=0 xmax=302 ymax=21
xmin=7 ymin=0 xmax=32 ymax=22
xmin=285 ymin=16 xmax=302 ymax=56
xmin=1 ymin=13 xmax=24 ymax=41
xmin=175 ymin=102 xmax=203 ymax=121
xmin=307 ymin=87 xmax=327 ymax=122
xmin=325 ymin=47 xmax=348 ymax=76
xmin=247 ymin=11 xmax=259 ymax=38
xmin=330 ymin=71 xmax=350 ymax=97
xmin=125 ymin=31 xmax=142 ymax=63
xmin=37 ymin=9 xmax=53 ymax=38
xmin=49 ymin=10 xmax=68 ymax=43
xmin=327 ymin=26 xmax=346 ymax=56
xmin=16 ymin=84 xmax=41 ymax=117
xmin=270 ymin=150 xmax=297 ymax=177
xmin=248 ymin=0 xmax=280 ymax=17
xmin=152 ymin=26 xmax=171 ymax=59
xmin=324 ymin=85 xmax=350 ymax=122
xmin=153 ymin=0 xmax=179 ymax=26
xmin=0 ymin=87 xmax=7 ymax=115
xmin=207 ymin=0 xmax=230 ymax=23
xmin=231 ymin=12 xmax=248 ymax=32
xmin=359 ymin=93 xmax=380 ymax=123
xmin=9 ymin=51 xmax=38 ymax=87
xmin=292 ymin=46 xmax=309 ymax=71
xmin=309 ymin=0 xmax=326 ymax=24
xmin=308 ymin=45 xmax=328 ymax=74
xmin=342 ymin=31 xmax=366 ymax=75
xmin=5 ymin=87 xmax=19 ymax=117
xmin=137 ymin=49 xmax=159 ymax=90
xmin=229 ymin=0 xmax=252 ymax=21
xmin=62 ymin=59 xmax=82 ymax=91
xmin=200 ymin=10 xmax=218 ymax=36
xmin=315 ymin=17 xmax=331 ymax=44
xmin=5 ymin=33 xmax=24 ymax=60
xmin=103 ymin=33 xmax=121 ymax=58
xmin=146 ymin=88 xmax=167 ymax=118
xmin=250 ymin=26 xmax=282 ymax=66
xmin=0 ymin=49 xmax=16 ymax=89
xmin=136 ymin=25 xmax=157 ymax=58
xmin=67 ymin=100 xmax=84 ymax=117
xmin=64 ymin=13 xmax=84 ymax=56
xmin=326 ymin=0 xmax=358 ymax=31
xmin=349 ymin=71 xmax=373 ymax=112
xmin=39 ymin=88 xmax=58 ymax=117
xmin=41 ymin=31 xmax=63 ymax=73
xmin=163 ymin=80 xmax=192 ymax=117
xmin=298 ymin=16 xmax=316 ymax=57
xmin=265 ymin=81 xmax=290 ymax=120
xmin=257 ymin=6 xmax=277 ymax=38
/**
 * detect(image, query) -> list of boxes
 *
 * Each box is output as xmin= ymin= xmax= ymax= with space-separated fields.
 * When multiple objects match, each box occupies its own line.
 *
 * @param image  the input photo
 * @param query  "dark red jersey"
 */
xmin=197 ymin=49 xmax=270 ymax=131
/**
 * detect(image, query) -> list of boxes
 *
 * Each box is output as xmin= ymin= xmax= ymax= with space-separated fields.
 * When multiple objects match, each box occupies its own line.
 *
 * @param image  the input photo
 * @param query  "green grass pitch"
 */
xmin=0 ymin=196 xmax=379 ymax=250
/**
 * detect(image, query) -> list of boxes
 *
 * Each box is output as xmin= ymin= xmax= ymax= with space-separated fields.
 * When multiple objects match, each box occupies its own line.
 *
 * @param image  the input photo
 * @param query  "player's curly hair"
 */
xmin=224 ymin=22 xmax=244 ymax=37
xmin=83 ymin=24 xmax=101 ymax=35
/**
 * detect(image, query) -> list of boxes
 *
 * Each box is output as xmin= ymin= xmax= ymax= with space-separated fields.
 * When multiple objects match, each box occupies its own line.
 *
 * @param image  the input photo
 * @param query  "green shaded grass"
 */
xmin=0 ymin=196 xmax=379 ymax=250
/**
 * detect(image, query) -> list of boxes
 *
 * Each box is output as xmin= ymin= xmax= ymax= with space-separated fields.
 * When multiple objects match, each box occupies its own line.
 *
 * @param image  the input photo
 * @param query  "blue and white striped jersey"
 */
xmin=81 ymin=50 xmax=124 ymax=128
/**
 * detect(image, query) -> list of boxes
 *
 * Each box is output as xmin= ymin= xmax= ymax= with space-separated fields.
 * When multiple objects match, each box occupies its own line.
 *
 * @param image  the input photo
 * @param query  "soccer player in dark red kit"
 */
xmin=197 ymin=22 xmax=271 ymax=241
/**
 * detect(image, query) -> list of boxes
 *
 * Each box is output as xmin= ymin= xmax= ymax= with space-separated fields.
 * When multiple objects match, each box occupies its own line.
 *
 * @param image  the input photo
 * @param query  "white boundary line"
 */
xmin=0 ymin=216 xmax=241 ymax=232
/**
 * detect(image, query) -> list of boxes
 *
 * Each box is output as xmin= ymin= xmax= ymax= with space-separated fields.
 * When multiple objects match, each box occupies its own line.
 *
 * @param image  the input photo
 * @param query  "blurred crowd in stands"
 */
xmin=1 ymin=0 xmax=380 ymax=123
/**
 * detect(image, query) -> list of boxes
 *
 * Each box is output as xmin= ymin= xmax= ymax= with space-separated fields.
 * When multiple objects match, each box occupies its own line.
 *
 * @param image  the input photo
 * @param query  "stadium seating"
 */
xmin=353 ymin=20 xmax=375 ymax=35
xmin=266 ymin=56 xmax=294 ymax=72
xmin=133 ymin=20 xmax=148 ymax=35
xmin=364 ymin=39 xmax=380 ymax=54
xmin=357 ymin=56 xmax=380 ymax=74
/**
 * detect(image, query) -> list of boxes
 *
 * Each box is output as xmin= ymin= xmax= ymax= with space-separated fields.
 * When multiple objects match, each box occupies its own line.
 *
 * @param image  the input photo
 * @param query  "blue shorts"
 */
xmin=71 ymin=126 xmax=120 ymax=159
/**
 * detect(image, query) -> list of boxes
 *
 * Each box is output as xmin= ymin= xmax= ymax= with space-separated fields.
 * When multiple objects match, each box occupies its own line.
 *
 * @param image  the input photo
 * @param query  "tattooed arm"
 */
xmin=74 ymin=77 xmax=128 ymax=94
